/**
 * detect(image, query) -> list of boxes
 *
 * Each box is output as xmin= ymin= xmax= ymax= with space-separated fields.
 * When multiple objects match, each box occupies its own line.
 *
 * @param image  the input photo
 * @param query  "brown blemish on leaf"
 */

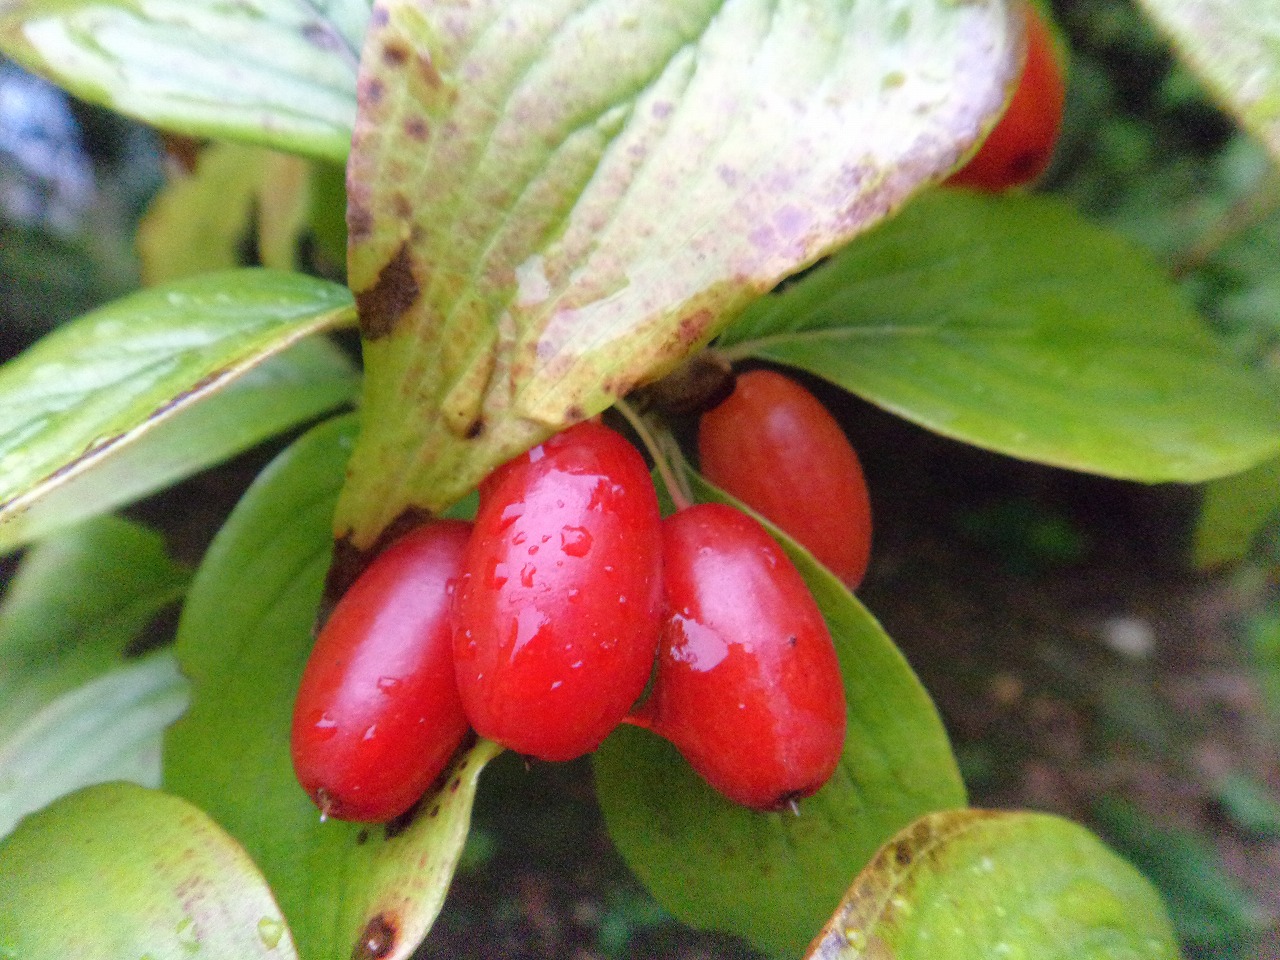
xmin=464 ymin=418 xmax=485 ymax=440
xmin=417 ymin=54 xmax=443 ymax=87
xmin=404 ymin=116 xmax=430 ymax=141
xmin=356 ymin=244 xmax=420 ymax=339
xmin=321 ymin=507 xmax=435 ymax=624
xmin=892 ymin=840 xmax=913 ymax=868
xmin=356 ymin=829 xmax=370 ymax=845
xmin=360 ymin=77 xmax=385 ymax=105
xmin=382 ymin=41 xmax=410 ymax=67
xmin=348 ymin=203 xmax=373 ymax=242
xmin=392 ymin=194 xmax=413 ymax=220
xmin=352 ymin=913 xmax=397 ymax=960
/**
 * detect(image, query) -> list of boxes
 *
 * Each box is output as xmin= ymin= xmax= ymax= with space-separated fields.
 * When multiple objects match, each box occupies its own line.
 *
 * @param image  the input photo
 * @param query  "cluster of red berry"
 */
xmin=291 ymin=370 xmax=873 ymax=823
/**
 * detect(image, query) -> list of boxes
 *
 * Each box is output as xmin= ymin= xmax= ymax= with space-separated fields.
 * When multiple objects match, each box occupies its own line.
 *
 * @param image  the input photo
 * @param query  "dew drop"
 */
xmin=550 ymin=680 xmax=563 ymax=691
xmin=512 ymin=531 xmax=527 ymax=546
xmin=314 ymin=713 xmax=338 ymax=740
xmin=560 ymin=526 xmax=593 ymax=557
xmin=362 ymin=724 xmax=378 ymax=741
xmin=376 ymin=676 xmax=402 ymax=694
xmin=520 ymin=563 xmax=536 ymax=587
xmin=498 ymin=503 xmax=524 ymax=531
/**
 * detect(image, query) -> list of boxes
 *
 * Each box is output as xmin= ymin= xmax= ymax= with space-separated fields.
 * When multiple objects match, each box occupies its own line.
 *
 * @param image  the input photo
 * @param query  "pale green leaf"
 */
xmin=0 ymin=269 xmax=356 ymax=533
xmin=166 ymin=415 xmax=499 ymax=960
xmin=0 ymin=0 xmax=371 ymax=162
xmin=334 ymin=0 xmax=1021 ymax=548
xmin=593 ymin=465 xmax=965 ymax=958
xmin=0 ymin=514 xmax=188 ymax=744
xmin=808 ymin=810 xmax=1180 ymax=960
xmin=0 ymin=782 xmax=297 ymax=960
xmin=0 ymin=654 xmax=187 ymax=839
xmin=1134 ymin=0 xmax=1280 ymax=162
xmin=0 ymin=337 xmax=357 ymax=554
xmin=720 ymin=190 xmax=1280 ymax=483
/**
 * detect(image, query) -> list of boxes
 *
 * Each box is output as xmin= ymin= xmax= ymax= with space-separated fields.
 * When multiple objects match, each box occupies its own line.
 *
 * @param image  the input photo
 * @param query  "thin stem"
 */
xmin=615 ymin=399 xmax=692 ymax=512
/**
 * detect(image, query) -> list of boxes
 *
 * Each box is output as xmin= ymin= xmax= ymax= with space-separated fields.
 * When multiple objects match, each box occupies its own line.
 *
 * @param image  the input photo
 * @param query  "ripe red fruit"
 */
xmin=946 ymin=2 xmax=1065 ymax=191
xmin=631 ymin=503 xmax=847 ymax=810
xmin=697 ymin=369 xmax=872 ymax=589
xmin=291 ymin=521 xmax=472 ymax=823
xmin=452 ymin=421 xmax=663 ymax=761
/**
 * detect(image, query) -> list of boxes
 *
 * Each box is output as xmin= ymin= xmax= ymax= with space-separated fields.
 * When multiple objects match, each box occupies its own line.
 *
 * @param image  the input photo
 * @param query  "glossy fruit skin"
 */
xmin=632 ymin=503 xmax=847 ymax=810
xmin=946 ymin=2 xmax=1065 ymax=191
xmin=698 ymin=369 xmax=872 ymax=589
xmin=453 ymin=421 xmax=663 ymax=761
xmin=291 ymin=521 xmax=472 ymax=823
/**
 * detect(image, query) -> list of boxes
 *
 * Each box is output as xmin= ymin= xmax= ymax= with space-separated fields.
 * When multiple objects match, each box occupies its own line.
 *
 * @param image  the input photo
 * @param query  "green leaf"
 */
xmin=1193 ymin=455 xmax=1280 ymax=568
xmin=0 ymin=782 xmax=297 ymax=960
xmin=333 ymin=0 xmax=1021 ymax=548
xmin=0 ymin=337 xmax=357 ymax=554
xmin=720 ymin=190 xmax=1280 ymax=483
xmin=0 ymin=514 xmax=190 ymax=836
xmin=166 ymin=415 xmax=500 ymax=960
xmin=0 ymin=654 xmax=187 ymax=840
xmin=593 ymin=467 xmax=965 ymax=958
xmin=807 ymin=809 xmax=1180 ymax=960
xmin=0 ymin=269 xmax=356 ymax=536
xmin=1133 ymin=0 xmax=1280 ymax=163
xmin=0 ymin=514 xmax=188 ymax=752
xmin=0 ymin=0 xmax=370 ymax=163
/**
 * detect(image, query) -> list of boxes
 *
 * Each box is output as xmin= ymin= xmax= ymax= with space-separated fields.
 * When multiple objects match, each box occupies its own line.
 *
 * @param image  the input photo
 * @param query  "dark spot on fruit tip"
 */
xmin=382 ymin=41 xmax=409 ymax=66
xmin=356 ymin=243 xmax=420 ymax=339
xmin=404 ymin=116 xmax=429 ymax=141
xmin=356 ymin=829 xmax=370 ymax=845
xmin=352 ymin=913 xmax=397 ymax=960
xmin=892 ymin=840 xmax=913 ymax=867
xmin=464 ymin=418 xmax=485 ymax=440
xmin=1008 ymin=150 xmax=1043 ymax=181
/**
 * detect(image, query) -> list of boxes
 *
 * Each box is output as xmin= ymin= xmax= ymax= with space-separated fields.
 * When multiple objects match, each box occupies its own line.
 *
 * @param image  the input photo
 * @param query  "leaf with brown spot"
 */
xmin=0 ymin=783 xmax=298 ymax=959
xmin=335 ymin=0 xmax=1021 ymax=548
xmin=0 ymin=0 xmax=371 ymax=162
xmin=806 ymin=810 xmax=1181 ymax=960
xmin=0 ymin=271 xmax=356 ymax=546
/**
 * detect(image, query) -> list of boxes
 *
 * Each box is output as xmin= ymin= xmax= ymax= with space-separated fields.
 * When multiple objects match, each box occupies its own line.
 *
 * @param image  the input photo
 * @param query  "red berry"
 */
xmin=452 ymin=421 xmax=663 ymax=761
xmin=946 ymin=2 xmax=1066 ymax=191
xmin=632 ymin=503 xmax=847 ymax=810
xmin=697 ymin=369 xmax=872 ymax=589
xmin=291 ymin=521 xmax=472 ymax=823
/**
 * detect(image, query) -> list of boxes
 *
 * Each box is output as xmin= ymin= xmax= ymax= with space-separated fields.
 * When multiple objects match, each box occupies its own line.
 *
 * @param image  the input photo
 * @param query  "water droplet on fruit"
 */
xmin=511 ymin=606 xmax=550 ymax=654
xmin=498 ymin=503 xmax=524 ymax=531
xmin=258 ymin=917 xmax=285 ymax=949
xmin=512 ymin=531 xmax=527 ymax=545
xmin=540 ymin=534 xmax=551 ymax=543
xmin=567 ymin=588 xmax=580 ymax=602
xmin=669 ymin=616 xmax=728 ymax=671
xmin=520 ymin=563 xmax=536 ymax=587
xmin=528 ymin=544 xmax=539 ymax=555
xmin=550 ymin=680 xmax=563 ymax=691
xmin=362 ymin=724 xmax=378 ymax=741
xmin=570 ymin=660 xmax=583 ymax=669
xmin=490 ymin=563 xmax=509 ymax=590
xmin=314 ymin=713 xmax=338 ymax=740
xmin=618 ymin=595 xmax=627 ymax=605
xmin=560 ymin=526 xmax=592 ymax=557
xmin=376 ymin=676 xmax=402 ymax=694
xmin=527 ymin=445 xmax=545 ymax=463
xmin=603 ymin=565 xmax=615 ymax=574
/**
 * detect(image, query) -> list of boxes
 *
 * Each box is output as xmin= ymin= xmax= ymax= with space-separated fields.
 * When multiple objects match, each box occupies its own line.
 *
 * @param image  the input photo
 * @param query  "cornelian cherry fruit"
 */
xmin=631 ymin=503 xmax=847 ymax=810
xmin=698 ymin=368 xmax=872 ymax=589
xmin=946 ymin=2 xmax=1065 ymax=191
xmin=452 ymin=421 xmax=663 ymax=761
xmin=291 ymin=520 xmax=472 ymax=823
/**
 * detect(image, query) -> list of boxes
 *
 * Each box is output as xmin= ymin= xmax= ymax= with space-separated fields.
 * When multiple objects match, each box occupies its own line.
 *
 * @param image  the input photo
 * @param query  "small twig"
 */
xmin=615 ymin=398 xmax=693 ymax=511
